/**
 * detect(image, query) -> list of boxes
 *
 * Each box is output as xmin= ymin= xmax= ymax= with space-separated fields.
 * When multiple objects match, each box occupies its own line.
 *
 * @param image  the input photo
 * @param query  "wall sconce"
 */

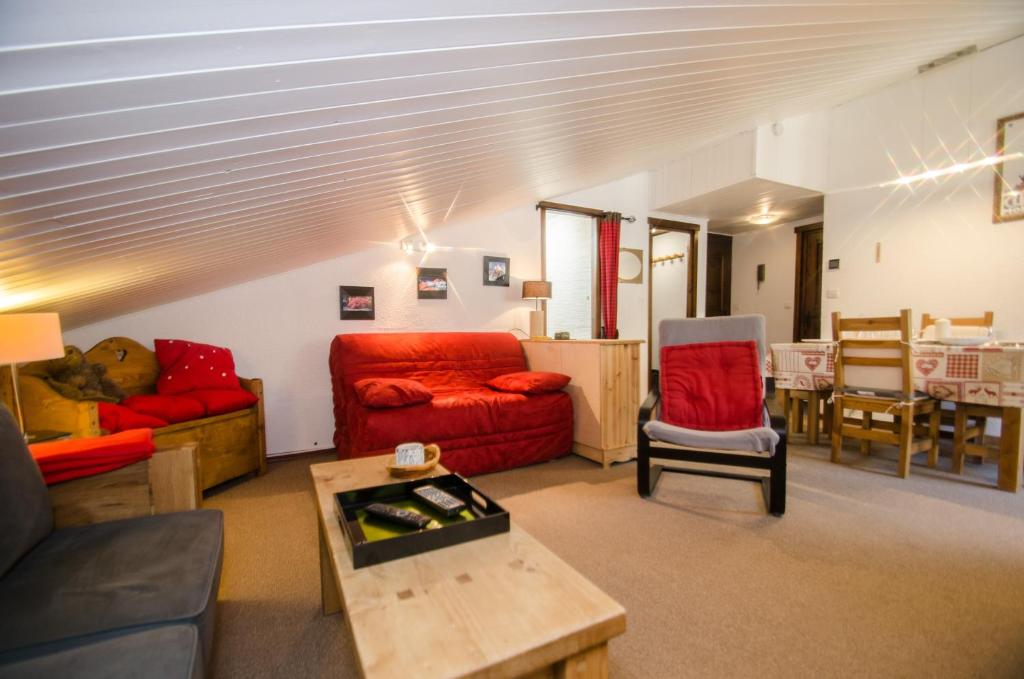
xmin=756 ymin=264 xmax=765 ymax=290
xmin=400 ymin=234 xmax=435 ymax=255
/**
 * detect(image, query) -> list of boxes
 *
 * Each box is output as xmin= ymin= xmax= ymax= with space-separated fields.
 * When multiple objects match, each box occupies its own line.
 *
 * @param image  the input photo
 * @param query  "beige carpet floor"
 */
xmin=204 ymin=443 xmax=1024 ymax=678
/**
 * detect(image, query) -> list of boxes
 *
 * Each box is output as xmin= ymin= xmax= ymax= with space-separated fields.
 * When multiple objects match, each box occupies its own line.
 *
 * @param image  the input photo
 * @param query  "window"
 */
xmin=541 ymin=205 xmax=599 ymax=339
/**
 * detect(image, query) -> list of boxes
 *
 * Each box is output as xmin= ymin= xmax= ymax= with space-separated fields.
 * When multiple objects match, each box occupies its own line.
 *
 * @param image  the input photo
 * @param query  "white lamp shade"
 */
xmin=0 ymin=313 xmax=65 ymax=364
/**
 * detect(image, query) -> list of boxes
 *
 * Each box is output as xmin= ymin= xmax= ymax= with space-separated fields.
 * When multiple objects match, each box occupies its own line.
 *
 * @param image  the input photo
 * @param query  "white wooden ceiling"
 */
xmin=2 ymin=1 xmax=1022 ymax=327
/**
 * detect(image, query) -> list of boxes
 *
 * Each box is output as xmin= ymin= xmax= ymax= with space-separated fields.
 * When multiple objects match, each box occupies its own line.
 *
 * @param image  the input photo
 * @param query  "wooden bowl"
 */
xmin=387 ymin=444 xmax=441 ymax=479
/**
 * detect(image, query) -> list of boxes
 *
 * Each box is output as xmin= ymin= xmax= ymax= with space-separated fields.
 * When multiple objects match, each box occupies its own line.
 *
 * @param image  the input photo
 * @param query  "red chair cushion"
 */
xmin=486 ymin=371 xmax=570 ymax=394
xmin=154 ymin=339 xmax=241 ymax=395
xmin=98 ymin=402 xmax=169 ymax=433
xmin=659 ymin=341 xmax=763 ymax=431
xmin=354 ymin=378 xmax=433 ymax=408
xmin=186 ymin=388 xmax=259 ymax=416
xmin=121 ymin=394 xmax=205 ymax=424
xmin=29 ymin=429 xmax=156 ymax=485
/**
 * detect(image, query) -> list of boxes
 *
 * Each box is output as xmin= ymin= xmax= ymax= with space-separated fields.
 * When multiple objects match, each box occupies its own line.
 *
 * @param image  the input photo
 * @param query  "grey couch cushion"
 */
xmin=659 ymin=315 xmax=767 ymax=366
xmin=0 ymin=510 xmax=223 ymax=661
xmin=644 ymin=419 xmax=779 ymax=454
xmin=0 ymin=405 xmax=53 ymax=578
xmin=0 ymin=624 xmax=202 ymax=679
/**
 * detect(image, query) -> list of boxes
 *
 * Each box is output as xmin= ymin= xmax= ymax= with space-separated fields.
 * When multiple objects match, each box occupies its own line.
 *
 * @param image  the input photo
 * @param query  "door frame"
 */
xmin=647 ymin=217 xmax=699 ymax=374
xmin=792 ymin=222 xmax=824 ymax=341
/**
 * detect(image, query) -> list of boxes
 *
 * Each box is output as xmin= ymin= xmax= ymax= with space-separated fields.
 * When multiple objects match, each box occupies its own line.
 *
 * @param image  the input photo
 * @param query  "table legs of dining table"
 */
xmin=998 ymin=407 xmax=1021 ymax=493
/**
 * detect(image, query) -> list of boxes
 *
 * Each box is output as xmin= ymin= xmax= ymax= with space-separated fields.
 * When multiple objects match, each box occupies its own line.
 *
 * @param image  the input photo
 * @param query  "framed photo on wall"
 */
xmin=993 ymin=111 xmax=1024 ymax=223
xmin=417 ymin=268 xmax=448 ymax=299
xmin=482 ymin=256 xmax=510 ymax=286
xmin=339 ymin=286 xmax=375 ymax=320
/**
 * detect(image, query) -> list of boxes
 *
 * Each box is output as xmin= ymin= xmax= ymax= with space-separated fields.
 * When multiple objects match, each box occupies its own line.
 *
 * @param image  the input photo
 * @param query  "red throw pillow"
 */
xmin=154 ymin=339 xmax=242 ymax=395
xmin=98 ymin=402 xmax=169 ymax=434
xmin=659 ymin=341 xmax=763 ymax=431
xmin=122 ymin=394 xmax=205 ymax=424
xmin=187 ymin=389 xmax=259 ymax=416
xmin=486 ymin=371 xmax=570 ymax=394
xmin=354 ymin=378 xmax=433 ymax=408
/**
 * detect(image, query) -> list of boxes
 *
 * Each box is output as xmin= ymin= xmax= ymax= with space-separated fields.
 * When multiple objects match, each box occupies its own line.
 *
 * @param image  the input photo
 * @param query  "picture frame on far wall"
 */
xmin=993 ymin=111 xmax=1024 ymax=223
xmin=339 ymin=286 xmax=375 ymax=320
xmin=417 ymin=268 xmax=448 ymax=299
xmin=482 ymin=256 xmax=510 ymax=286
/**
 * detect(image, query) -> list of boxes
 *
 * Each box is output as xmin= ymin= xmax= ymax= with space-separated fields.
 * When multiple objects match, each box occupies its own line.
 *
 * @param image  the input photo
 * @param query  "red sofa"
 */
xmin=329 ymin=332 xmax=573 ymax=476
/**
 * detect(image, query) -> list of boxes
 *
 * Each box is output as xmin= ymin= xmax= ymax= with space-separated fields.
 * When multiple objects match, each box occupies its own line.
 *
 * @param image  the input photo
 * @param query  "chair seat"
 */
xmin=0 ymin=624 xmax=202 ymax=679
xmin=643 ymin=419 xmax=779 ymax=454
xmin=0 ymin=510 xmax=223 ymax=660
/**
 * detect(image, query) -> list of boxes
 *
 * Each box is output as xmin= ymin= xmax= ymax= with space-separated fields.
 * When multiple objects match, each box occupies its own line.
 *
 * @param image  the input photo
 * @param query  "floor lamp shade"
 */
xmin=521 ymin=281 xmax=552 ymax=338
xmin=0 ymin=313 xmax=65 ymax=435
xmin=0 ymin=314 xmax=65 ymax=364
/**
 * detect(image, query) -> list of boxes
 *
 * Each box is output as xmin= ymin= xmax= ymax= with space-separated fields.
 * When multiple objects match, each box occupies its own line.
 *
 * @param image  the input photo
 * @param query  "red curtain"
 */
xmin=598 ymin=212 xmax=621 ymax=339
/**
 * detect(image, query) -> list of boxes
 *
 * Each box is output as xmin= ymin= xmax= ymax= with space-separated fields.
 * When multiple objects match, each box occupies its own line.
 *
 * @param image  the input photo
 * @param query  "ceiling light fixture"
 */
xmin=748 ymin=213 xmax=778 ymax=225
xmin=880 ymin=153 xmax=1023 ymax=187
xmin=400 ymin=234 xmax=434 ymax=254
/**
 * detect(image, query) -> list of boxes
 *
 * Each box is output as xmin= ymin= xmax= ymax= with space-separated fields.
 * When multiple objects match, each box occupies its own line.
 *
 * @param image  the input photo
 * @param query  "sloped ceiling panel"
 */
xmin=1 ymin=1 xmax=1022 ymax=327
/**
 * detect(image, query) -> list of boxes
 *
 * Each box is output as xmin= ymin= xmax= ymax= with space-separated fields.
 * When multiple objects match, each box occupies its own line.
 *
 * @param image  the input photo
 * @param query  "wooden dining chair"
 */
xmin=830 ymin=309 xmax=940 ymax=477
xmin=920 ymin=311 xmax=996 ymax=467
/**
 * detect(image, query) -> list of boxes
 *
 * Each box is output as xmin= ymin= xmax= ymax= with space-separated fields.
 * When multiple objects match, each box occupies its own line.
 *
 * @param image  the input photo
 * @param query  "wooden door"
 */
xmin=793 ymin=224 xmax=824 ymax=340
xmin=705 ymin=233 xmax=732 ymax=317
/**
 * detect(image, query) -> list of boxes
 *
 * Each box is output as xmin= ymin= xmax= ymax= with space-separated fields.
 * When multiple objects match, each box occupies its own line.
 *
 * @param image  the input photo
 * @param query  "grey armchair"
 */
xmin=637 ymin=315 xmax=787 ymax=516
xmin=0 ymin=405 xmax=223 ymax=678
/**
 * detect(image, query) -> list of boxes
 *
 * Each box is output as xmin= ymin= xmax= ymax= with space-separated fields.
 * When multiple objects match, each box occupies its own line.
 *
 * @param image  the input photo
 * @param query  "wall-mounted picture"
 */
xmin=993 ymin=111 xmax=1024 ymax=223
xmin=482 ymin=256 xmax=510 ymax=286
xmin=339 ymin=286 xmax=375 ymax=320
xmin=417 ymin=268 xmax=448 ymax=299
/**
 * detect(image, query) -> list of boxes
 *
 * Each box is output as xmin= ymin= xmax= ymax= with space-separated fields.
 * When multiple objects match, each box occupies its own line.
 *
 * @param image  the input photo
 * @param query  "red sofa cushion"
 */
xmin=98 ymin=402 xmax=169 ymax=433
xmin=154 ymin=339 xmax=241 ymax=395
xmin=354 ymin=378 xmax=433 ymax=408
xmin=487 ymin=371 xmax=570 ymax=394
xmin=660 ymin=341 xmax=763 ymax=431
xmin=29 ymin=429 xmax=156 ymax=485
xmin=186 ymin=388 xmax=259 ymax=416
xmin=122 ymin=394 xmax=205 ymax=424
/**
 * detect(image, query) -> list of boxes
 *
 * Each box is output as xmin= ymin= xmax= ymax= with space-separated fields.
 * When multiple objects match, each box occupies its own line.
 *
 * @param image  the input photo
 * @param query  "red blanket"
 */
xmin=29 ymin=429 xmax=156 ymax=485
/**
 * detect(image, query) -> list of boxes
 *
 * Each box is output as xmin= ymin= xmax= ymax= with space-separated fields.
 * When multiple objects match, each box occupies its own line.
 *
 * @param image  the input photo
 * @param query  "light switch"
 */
xmin=826 ymin=289 xmax=839 ymax=299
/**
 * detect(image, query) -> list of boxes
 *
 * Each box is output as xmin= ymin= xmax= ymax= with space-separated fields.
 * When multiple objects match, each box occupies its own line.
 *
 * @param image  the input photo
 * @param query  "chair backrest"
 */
xmin=919 ymin=312 xmax=994 ymax=340
xmin=658 ymin=315 xmax=767 ymax=367
xmin=831 ymin=309 xmax=912 ymax=397
xmin=0 ymin=404 xmax=53 ymax=577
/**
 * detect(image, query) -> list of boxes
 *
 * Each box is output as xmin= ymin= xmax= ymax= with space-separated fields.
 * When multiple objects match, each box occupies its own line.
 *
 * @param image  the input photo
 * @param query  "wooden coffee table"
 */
xmin=310 ymin=456 xmax=626 ymax=678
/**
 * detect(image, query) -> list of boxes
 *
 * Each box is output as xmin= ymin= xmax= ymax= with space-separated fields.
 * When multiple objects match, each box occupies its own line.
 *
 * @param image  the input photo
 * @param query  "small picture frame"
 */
xmin=482 ymin=256 xmax=510 ymax=287
xmin=417 ymin=268 xmax=448 ymax=300
xmin=993 ymin=111 xmax=1024 ymax=223
xmin=339 ymin=286 xmax=375 ymax=320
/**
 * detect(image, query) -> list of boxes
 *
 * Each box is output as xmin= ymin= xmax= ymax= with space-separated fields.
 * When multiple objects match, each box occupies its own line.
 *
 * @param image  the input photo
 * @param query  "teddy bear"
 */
xmin=39 ymin=346 xmax=125 ymax=403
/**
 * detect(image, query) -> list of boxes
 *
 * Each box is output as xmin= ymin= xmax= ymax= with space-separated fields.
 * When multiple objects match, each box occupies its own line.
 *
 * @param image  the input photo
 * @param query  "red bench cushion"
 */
xmin=29 ymin=429 xmax=156 ymax=485
xmin=186 ymin=388 xmax=258 ymax=416
xmin=98 ymin=402 xmax=169 ymax=433
xmin=659 ymin=341 xmax=763 ymax=431
xmin=122 ymin=394 xmax=205 ymax=424
xmin=155 ymin=339 xmax=241 ymax=395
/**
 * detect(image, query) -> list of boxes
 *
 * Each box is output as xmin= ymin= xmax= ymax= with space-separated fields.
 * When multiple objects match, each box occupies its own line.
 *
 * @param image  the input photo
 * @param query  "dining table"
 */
xmin=767 ymin=340 xmax=1024 ymax=492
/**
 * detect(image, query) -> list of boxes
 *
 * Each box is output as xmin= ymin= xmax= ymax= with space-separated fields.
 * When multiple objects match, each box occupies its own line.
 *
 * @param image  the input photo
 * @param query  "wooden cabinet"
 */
xmin=521 ymin=339 xmax=642 ymax=468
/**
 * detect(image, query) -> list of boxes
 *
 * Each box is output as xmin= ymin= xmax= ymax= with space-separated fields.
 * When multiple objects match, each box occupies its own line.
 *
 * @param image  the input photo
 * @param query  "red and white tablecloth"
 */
xmin=767 ymin=342 xmax=1024 ymax=408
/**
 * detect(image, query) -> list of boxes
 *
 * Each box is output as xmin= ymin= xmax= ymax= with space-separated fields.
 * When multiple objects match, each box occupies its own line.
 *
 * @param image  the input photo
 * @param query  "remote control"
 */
xmin=364 ymin=503 xmax=431 ymax=529
xmin=412 ymin=485 xmax=467 ymax=517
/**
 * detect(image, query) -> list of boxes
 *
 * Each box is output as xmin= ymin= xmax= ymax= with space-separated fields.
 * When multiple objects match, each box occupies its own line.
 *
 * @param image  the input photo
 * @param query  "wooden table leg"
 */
xmin=319 ymin=518 xmax=342 ymax=616
xmin=554 ymin=642 xmax=609 ymax=679
xmin=807 ymin=391 xmax=820 ymax=446
xmin=782 ymin=389 xmax=793 ymax=437
xmin=997 ymin=407 xmax=1022 ymax=493
xmin=952 ymin=405 xmax=968 ymax=474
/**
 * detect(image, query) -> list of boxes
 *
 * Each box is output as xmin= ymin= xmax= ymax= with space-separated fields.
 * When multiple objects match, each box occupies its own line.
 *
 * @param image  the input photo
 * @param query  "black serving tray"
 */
xmin=335 ymin=473 xmax=510 ymax=569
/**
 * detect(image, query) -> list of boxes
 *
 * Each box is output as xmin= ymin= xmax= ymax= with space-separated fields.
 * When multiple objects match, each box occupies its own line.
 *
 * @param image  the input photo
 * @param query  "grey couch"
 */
xmin=0 ymin=406 xmax=224 ymax=678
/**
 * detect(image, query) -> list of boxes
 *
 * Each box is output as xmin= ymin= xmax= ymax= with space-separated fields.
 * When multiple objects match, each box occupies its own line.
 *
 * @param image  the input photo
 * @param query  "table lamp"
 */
xmin=0 ymin=313 xmax=65 ymax=437
xmin=521 ymin=281 xmax=552 ymax=338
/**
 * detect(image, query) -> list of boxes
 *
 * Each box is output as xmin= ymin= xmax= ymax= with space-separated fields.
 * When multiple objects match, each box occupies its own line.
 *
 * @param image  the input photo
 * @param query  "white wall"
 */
xmin=66 ymin=172 xmax=657 ymax=456
xmin=755 ymin=110 xmax=829 ymax=192
xmin=650 ymin=231 xmax=690 ymax=368
xmin=823 ymin=36 xmax=1024 ymax=339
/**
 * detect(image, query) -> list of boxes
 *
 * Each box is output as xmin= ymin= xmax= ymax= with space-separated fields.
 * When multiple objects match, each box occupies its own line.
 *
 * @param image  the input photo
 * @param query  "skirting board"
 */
xmin=574 ymin=442 xmax=636 ymax=470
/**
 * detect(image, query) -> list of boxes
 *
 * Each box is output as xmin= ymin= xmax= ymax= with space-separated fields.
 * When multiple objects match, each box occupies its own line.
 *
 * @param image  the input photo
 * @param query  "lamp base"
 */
xmin=529 ymin=309 xmax=548 ymax=338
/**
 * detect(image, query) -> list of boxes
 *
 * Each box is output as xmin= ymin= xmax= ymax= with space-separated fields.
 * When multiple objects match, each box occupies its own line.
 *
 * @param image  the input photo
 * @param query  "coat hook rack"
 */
xmin=652 ymin=252 xmax=685 ymax=265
